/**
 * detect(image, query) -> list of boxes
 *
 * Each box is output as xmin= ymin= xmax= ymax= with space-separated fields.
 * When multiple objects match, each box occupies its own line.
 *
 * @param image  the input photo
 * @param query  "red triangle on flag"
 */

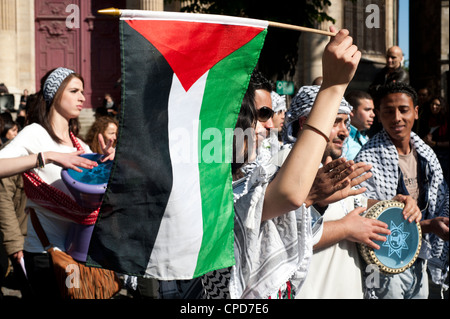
xmin=126 ymin=19 xmax=264 ymax=91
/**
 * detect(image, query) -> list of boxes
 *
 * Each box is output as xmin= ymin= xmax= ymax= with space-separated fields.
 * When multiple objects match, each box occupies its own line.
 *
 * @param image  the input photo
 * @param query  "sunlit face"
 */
xmin=254 ymin=89 xmax=274 ymax=146
xmin=6 ymin=124 xmax=18 ymax=140
xmin=103 ymin=122 xmax=118 ymax=145
xmin=350 ymin=98 xmax=375 ymax=131
xmin=377 ymin=93 xmax=418 ymax=147
xmin=272 ymin=110 xmax=285 ymax=132
xmin=324 ymin=113 xmax=350 ymax=160
xmin=56 ymin=77 xmax=85 ymax=120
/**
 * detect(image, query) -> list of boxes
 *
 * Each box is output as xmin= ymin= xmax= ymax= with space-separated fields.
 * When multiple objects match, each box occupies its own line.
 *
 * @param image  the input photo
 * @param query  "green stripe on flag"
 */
xmin=194 ymin=30 xmax=267 ymax=277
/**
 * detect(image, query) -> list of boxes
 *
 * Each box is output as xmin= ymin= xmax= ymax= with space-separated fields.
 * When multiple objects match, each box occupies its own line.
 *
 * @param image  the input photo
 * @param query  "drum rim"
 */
xmin=358 ymin=200 xmax=422 ymax=274
xmin=61 ymin=153 xmax=111 ymax=193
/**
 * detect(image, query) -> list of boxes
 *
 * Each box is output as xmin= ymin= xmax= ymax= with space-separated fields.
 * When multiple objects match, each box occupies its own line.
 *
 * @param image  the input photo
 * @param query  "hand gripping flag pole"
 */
xmin=98 ymin=7 xmax=336 ymax=37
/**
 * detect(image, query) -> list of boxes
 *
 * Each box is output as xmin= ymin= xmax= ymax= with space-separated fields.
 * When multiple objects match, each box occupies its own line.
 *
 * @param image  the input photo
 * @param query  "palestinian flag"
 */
xmin=87 ymin=10 xmax=267 ymax=280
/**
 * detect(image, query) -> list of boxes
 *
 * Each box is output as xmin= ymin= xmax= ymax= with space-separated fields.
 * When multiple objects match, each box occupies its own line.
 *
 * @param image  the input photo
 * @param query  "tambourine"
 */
xmin=61 ymin=153 xmax=112 ymax=210
xmin=358 ymin=200 xmax=422 ymax=274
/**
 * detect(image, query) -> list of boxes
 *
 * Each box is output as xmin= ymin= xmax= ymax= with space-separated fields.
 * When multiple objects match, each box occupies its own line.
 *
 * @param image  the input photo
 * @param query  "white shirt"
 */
xmin=270 ymin=145 xmax=368 ymax=298
xmin=295 ymin=196 xmax=368 ymax=299
xmin=0 ymin=123 xmax=91 ymax=253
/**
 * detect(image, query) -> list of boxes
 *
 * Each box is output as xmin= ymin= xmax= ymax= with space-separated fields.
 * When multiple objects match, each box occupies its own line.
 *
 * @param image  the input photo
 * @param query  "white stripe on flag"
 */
xmin=146 ymin=72 xmax=208 ymax=279
xmin=120 ymin=10 xmax=269 ymax=29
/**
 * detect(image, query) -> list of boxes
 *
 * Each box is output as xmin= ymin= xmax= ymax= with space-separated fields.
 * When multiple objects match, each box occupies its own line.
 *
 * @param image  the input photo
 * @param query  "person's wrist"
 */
xmin=318 ymin=81 xmax=347 ymax=95
xmin=43 ymin=151 xmax=53 ymax=165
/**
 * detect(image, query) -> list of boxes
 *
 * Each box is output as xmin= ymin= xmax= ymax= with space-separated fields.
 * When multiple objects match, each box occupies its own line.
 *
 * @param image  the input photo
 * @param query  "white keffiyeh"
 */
xmin=270 ymin=91 xmax=287 ymax=113
xmin=355 ymin=129 xmax=449 ymax=287
xmin=203 ymin=160 xmax=314 ymax=299
xmin=282 ymin=85 xmax=352 ymax=144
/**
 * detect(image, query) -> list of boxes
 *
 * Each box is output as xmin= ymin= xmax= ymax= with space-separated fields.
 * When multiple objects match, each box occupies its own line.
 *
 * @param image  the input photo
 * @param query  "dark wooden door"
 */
xmin=35 ymin=0 xmax=124 ymax=108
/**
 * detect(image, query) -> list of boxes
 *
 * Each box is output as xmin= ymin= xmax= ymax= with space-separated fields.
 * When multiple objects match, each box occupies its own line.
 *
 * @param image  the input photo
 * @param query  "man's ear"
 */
xmin=414 ymin=105 xmax=419 ymax=120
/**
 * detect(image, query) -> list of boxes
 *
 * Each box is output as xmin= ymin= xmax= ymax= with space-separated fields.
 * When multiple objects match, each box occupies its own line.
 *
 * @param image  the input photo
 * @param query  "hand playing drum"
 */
xmin=358 ymin=200 xmax=422 ymax=274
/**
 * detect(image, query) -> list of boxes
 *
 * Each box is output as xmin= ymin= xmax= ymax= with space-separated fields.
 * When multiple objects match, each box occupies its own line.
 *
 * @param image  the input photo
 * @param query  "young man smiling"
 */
xmin=355 ymin=82 xmax=449 ymax=299
xmin=275 ymin=85 xmax=420 ymax=299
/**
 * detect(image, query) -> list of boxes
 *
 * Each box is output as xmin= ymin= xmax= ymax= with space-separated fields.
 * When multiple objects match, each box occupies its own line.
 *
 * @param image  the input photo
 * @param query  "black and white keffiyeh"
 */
xmin=270 ymin=91 xmax=287 ymax=113
xmin=355 ymin=129 xmax=449 ymax=287
xmin=283 ymin=85 xmax=352 ymax=144
xmin=203 ymin=160 xmax=313 ymax=299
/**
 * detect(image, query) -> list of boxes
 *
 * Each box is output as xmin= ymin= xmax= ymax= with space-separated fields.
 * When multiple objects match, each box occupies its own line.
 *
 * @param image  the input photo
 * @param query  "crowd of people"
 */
xmin=0 ymin=27 xmax=448 ymax=301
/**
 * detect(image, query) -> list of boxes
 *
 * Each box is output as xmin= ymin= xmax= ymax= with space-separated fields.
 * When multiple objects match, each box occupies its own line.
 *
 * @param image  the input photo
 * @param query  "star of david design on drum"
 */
xmin=383 ymin=221 xmax=410 ymax=258
xmin=357 ymin=200 xmax=422 ymax=274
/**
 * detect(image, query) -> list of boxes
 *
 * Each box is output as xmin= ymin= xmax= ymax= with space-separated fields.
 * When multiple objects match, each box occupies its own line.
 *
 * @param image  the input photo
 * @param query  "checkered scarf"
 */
xmin=270 ymin=91 xmax=287 ymax=113
xmin=283 ymin=85 xmax=352 ymax=144
xmin=22 ymin=132 xmax=99 ymax=225
xmin=355 ymin=129 xmax=449 ymax=286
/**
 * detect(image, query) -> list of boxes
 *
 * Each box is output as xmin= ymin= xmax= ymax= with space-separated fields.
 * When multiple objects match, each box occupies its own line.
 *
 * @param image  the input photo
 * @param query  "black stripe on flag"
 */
xmin=87 ymin=21 xmax=174 ymax=276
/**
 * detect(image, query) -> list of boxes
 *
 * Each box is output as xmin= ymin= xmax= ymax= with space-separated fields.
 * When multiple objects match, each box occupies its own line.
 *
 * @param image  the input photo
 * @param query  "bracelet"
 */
xmin=303 ymin=123 xmax=330 ymax=143
xmin=36 ymin=152 xmax=45 ymax=169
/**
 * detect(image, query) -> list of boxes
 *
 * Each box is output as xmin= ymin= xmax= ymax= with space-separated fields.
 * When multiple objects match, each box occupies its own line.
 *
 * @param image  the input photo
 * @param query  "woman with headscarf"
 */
xmin=0 ymin=67 xmax=115 ymax=298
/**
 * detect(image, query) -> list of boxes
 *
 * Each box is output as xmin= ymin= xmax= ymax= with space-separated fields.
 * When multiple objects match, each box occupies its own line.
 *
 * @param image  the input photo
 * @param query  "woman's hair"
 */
xmin=85 ymin=116 xmax=119 ymax=154
xmin=430 ymin=96 xmax=448 ymax=115
xmin=429 ymin=96 xmax=448 ymax=127
xmin=232 ymin=84 xmax=257 ymax=180
xmin=1 ymin=113 xmax=18 ymax=139
xmin=26 ymin=69 xmax=84 ymax=144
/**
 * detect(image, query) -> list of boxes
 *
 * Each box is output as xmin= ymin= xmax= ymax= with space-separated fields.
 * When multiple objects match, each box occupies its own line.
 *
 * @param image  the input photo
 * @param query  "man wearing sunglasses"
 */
xmin=250 ymin=71 xmax=275 ymax=148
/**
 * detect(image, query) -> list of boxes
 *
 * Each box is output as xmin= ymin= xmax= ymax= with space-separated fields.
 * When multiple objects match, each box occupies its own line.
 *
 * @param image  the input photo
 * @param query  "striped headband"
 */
xmin=43 ymin=67 xmax=75 ymax=105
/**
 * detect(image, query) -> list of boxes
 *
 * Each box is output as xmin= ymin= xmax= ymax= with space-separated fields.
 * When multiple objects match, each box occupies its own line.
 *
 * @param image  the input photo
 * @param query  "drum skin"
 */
xmin=61 ymin=153 xmax=113 ymax=210
xmin=358 ymin=200 xmax=422 ymax=274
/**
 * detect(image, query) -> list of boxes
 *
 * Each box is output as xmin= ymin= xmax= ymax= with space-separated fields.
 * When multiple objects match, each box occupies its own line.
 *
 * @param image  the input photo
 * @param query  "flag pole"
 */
xmin=98 ymin=8 xmax=121 ymax=16
xmin=268 ymin=21 xmax=335 ymax=36
xmin=97 ymin=8 xmax=335 ymax=37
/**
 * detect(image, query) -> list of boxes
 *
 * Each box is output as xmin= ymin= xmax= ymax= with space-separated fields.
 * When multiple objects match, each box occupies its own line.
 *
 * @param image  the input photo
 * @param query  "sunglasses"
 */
xmin=257 ymin=106 xmax=274 ymax=122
